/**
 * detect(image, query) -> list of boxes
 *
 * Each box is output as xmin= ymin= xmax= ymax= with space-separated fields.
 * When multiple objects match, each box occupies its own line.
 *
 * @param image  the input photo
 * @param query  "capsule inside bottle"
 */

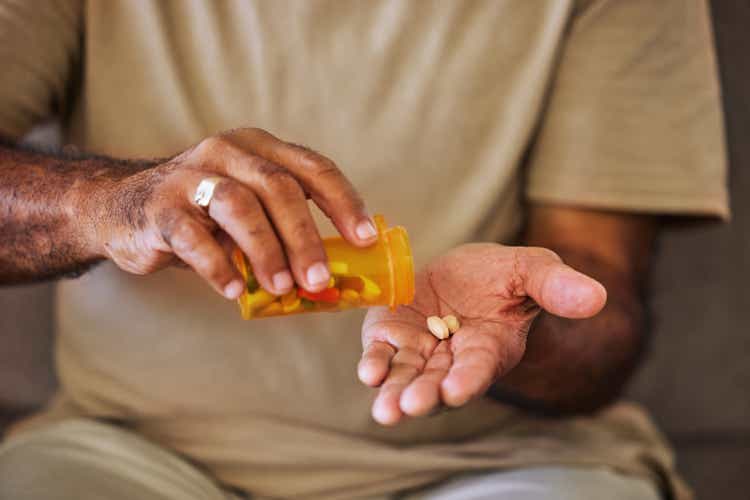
xmin=233 ymin=215 xmax=414 ymax=319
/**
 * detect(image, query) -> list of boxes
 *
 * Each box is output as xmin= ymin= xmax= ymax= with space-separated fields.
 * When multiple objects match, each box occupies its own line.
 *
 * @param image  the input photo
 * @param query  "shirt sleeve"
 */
xmin=0 ymin=0 xmax=82 ymax=139
xmin=526 ymin=0 xmax=729 ymax=219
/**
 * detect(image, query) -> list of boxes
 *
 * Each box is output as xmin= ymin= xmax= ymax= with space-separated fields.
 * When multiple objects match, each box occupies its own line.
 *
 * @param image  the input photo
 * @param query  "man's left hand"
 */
xmin=359 ymin=243 xmax=607 ymax=425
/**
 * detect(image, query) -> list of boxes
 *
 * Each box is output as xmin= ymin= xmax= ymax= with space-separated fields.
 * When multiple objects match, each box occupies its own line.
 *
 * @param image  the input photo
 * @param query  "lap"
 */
xmin=0 ymin=419 xmax=662 ymax=500
xmin=402 ymin=467 xmax=662 ymax=500
xmin=0 ymin=418 xmax=238 ymax=500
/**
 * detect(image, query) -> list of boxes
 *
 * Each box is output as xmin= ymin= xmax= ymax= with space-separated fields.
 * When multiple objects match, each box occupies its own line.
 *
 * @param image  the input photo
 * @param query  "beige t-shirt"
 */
xmin=0 ymin=1 xmax=727 ymax=499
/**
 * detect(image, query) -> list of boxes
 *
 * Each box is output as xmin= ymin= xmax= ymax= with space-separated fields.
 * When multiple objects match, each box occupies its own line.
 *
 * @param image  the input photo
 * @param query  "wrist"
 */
xmin=66 ymin=173 xmax=113 ymax=260
xmin=67 ymin=158 xmax=158 ymax=260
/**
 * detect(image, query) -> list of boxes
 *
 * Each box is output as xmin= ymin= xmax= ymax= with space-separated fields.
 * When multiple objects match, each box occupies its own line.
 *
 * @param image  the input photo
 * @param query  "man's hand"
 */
xmin=358 ymin=243 xmax=606 ymax=425
xmin=70 ymin=128 xmax=377 ymax=298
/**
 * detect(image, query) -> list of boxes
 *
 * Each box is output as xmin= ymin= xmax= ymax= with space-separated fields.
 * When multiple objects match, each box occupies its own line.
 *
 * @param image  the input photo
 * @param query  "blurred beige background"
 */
xmin=624 ymin=2 xmax=750 ymax=497
xmin=0 ymin=2 xmax=747 ymax=499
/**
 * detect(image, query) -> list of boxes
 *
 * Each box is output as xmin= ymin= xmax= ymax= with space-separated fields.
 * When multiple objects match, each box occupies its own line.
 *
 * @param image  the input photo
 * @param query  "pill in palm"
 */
xmin=442 ymin=315 xmax=460 ymax=334
xmin=427 ymin=316 xmax=450 ymax=340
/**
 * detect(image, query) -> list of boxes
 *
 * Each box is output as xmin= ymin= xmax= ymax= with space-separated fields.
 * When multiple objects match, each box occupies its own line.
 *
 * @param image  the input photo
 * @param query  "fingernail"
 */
xmin=372 ymin=400 xmax=400 ymax=426
xmin=224 ymin=279 xmax=245 ymax=299
xmin=355 ymin=219 xmax=377 ymax=241
xmin=272 ymin=270 xmax=294 ymax=292
xmin=306 ymin=262 xmax=330 ymax=287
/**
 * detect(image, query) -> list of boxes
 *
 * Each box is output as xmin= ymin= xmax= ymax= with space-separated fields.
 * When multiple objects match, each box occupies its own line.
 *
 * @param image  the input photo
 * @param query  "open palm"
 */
xmin=359 ymin=243 xmax=607 ymax=425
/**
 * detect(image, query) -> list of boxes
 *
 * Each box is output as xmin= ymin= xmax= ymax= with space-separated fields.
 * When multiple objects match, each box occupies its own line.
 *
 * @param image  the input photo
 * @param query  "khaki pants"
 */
xmin=0 ymin=419 xmax=661 ymax=500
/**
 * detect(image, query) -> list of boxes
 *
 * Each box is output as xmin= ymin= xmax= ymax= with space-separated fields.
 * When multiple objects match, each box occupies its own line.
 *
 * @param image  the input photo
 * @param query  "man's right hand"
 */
xmin=81 ymin=128 xmax=377 ymax=299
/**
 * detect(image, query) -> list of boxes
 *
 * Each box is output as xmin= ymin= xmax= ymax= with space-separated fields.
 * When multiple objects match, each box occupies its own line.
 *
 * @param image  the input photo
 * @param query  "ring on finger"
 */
xmin=193 ymin=176 xmax=225 ymax=209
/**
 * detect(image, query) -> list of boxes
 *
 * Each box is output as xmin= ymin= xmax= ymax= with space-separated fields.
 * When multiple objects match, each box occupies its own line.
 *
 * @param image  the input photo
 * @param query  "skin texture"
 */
xmin=0 ymin=128 xmax=377 ymax=297
xmin=360 ymin=206 xmax=655 ymax=424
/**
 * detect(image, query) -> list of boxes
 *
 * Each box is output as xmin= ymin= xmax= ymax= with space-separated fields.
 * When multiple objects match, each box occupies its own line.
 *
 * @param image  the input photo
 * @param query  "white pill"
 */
xmin=427 ymin=316 xmax=450 ymax=340
xmin=442 ymin=315 xmax=460 ymax=334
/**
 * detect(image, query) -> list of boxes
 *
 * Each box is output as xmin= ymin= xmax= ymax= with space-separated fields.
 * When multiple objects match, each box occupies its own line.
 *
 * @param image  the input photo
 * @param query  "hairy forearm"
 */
xmin=0 ymin=141 xmax=153 ymax=284
xmin=489 ymin=206 xmax=656 ymax=415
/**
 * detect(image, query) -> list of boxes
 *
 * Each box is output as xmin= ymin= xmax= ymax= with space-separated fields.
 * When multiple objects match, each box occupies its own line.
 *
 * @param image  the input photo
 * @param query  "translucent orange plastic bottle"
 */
xmin=232 ymin=215 xmax=415 ymax=319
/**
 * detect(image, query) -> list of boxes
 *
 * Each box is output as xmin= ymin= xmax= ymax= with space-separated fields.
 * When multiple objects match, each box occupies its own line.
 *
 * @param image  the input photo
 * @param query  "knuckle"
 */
xmin=256 ymin=161 xmax=302 ymax=195
xmin=244 ymin=228 xmax=285 ymax=263
xmin=223 ymin=201 xmax=248 ymax=222
xmin=210 ymin=179 xmax=237 ymax=201
xmin=243 ymin=220 xmax=277 ymax=245
xmin=284 ymin=221 xmax=324 ymax=258
xmin=509 ymin=246 xmax=562 ymax=293
xmin=156 ymin=210 xmax=188 ymax=242
xmin=252 ymin=158 xmax=285 ymax=178
xmin=196 ymin=135 xmax=235 ymax=160
xmin=169 ymin=222 xmax=203 ymax=253
xmin=255 ymin=250 xmax=286 ymax=272
xmin=169 ymin=237 xmax=194 ymax=256
xmin=331 ymin=187 xmax=364 ymax=213
xmin=288 ymin=217 xmax=318 ymax=242
xmin=197 ymin=136 xmax=224 ymax=157
xmin=245 ymin=127 xmax=265 ymax=138
xmin=291 ymin=143 xmax=339 ymax=175
xmin=212 ymin=182 xmax=255 ymax=219
xmin=240 ymin=127 xmax=276 ymax=145
xmin=202 ymin=259 xmax=230 ymax=283
xmin=246 ymin=223 xmax=270 ymax=240
xmin=316 ymin=161 xmax=342 ymax=179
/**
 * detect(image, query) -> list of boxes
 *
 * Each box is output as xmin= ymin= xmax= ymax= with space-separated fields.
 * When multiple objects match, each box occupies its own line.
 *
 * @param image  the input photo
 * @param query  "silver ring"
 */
xmin=193 ymin=177 xmax=224 ymax=208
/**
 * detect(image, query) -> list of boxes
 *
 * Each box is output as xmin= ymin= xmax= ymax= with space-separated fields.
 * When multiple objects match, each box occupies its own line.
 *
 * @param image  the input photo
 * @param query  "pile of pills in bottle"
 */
xmin=242 ymin=261 xmax=383 ymax=318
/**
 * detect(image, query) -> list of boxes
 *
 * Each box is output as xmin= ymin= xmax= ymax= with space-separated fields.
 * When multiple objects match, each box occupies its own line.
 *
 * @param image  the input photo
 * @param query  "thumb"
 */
xmin=516 ymin=248 xmax=607 ymax=319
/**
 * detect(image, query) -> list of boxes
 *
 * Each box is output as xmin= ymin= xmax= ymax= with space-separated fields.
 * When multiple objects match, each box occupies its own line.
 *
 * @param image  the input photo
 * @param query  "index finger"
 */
xmin=233 ymin=129 xmax=377 ymax=247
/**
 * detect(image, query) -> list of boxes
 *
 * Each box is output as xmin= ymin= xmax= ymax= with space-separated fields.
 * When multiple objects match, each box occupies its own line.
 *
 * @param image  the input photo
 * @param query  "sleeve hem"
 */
xmin=526 ymin=184 xmax=730 ymax=222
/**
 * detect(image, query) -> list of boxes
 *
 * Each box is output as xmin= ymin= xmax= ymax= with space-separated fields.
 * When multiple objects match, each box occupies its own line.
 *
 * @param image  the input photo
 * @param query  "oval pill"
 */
xmin=442 ymin=315 xmax=460 ymax=334
xmin=427 ymin=316 xmax=450 ymax=340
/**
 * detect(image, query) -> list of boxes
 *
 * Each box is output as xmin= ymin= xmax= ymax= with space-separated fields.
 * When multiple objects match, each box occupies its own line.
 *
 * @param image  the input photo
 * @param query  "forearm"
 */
xmin=0 ymin=140 xmax=153 ymax=284
xmin=490 ymin=206 xmax=656 ymax=414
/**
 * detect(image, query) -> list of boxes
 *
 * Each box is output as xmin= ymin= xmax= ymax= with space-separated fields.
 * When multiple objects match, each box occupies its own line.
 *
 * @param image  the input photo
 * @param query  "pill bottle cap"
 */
xmin=376 ymin=215 xmax=415 ymax=309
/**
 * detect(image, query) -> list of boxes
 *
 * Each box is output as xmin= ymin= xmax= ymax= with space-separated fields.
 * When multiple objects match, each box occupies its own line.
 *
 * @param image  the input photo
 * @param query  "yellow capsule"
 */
xmin=232 ymin=247 xmax=248 ymax=278
xmin=282 ymin=297 xmax=302 ymax=313
xmin=340 ymin=289 xmax=360 ymax=303
xmin=329 ymin=261 xmax=349 ymax=275
xmin=280 ymin=290 xmax=298 ymax=307
xmin=246 ymin=289 xmax=277 ymax=310
xmin=327 ymin=276 xmax=337 ymax=288
xmin=258 ymin=301 xmax=283 ymax=316
xmin=442 ymin=315 xmax=460 ymax=334
xmin=238 ymin=293 xmax=254 ymax=320
xmin=360 ymin=276 xmax=382 ymax=302
xmin=338 ymin=276 xmax=363 ymax=292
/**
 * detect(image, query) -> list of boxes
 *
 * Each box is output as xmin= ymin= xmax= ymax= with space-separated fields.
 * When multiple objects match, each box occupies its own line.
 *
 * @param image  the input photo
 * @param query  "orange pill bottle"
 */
xmin=232 ymin=215 xmax=414 ymax=319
